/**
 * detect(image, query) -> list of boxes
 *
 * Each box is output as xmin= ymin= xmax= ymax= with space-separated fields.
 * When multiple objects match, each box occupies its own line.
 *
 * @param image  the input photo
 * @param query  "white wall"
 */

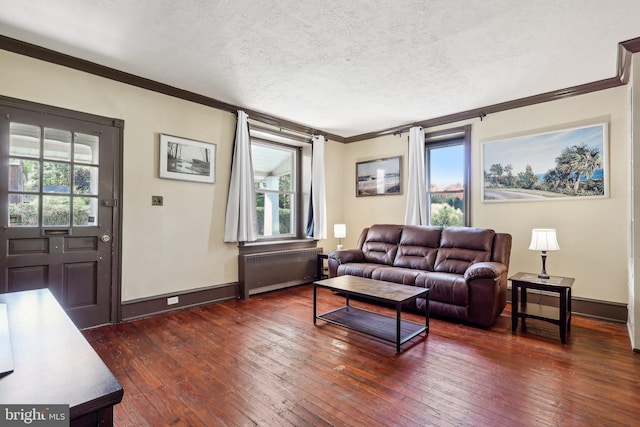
xmin=1 ymin=48 xmax=632 ymax=311
xmin=340 ymin=87 xmax=630 ymax=305
xmin=0 ymin=50 xmax=237 ymax=301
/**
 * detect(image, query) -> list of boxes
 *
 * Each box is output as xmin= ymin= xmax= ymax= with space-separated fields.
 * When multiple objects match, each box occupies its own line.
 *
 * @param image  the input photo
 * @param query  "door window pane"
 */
xmin=43 ymin=196 xmax=70 ymax=226
xmin=9 ymin=159 xmax=40 ymax=192
xmin=44 ymin=128 xmax=72 ymax=161
xmin=74 ymin=133 xmax=99 ymax=164
xmin=9 ymin=194 xmax=39 ymax=226
xmin=73 ymin=165 xmax=99 ymax=195
xmin=43 ymin=162 xmax=71 ymax=193
xmin=73 ymin=197 xmax=98 ymax=226
xmin=10 ymin=123 xmax=41 ymax=158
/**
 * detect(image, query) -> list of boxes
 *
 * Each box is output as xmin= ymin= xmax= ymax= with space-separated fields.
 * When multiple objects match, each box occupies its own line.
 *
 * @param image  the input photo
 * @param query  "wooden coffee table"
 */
xmin=313 ymin=275 xmax=429 ymax=352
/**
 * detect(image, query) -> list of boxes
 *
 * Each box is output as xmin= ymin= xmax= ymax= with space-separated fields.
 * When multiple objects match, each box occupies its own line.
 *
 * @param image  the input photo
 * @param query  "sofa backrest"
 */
xmin=354 ymin=224 xmax=511 ymax=271
xmin=393 ymin=225 xmax=441 ymax=271
xmin=492 ymin=233 xmax=512 ymax=267
xmin=358 ymin=224 xmax=403 ymax=265
xmin=434 ymin=227 xmax=495 ymax=274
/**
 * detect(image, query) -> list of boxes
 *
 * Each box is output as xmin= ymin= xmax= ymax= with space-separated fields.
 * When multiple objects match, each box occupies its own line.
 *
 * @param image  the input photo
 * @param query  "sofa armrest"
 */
xmin=465 ymin=261 xmax=509 ymax=327
xmin=464 ymin=261 xmax=507 ymax=281
xmin=327 ymin=249 xmax=365 ymax=277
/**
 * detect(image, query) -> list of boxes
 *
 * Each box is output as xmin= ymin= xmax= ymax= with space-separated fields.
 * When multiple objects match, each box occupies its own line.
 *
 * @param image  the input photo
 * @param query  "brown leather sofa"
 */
xmin=327 ymin=224 xmax=512 ymax=327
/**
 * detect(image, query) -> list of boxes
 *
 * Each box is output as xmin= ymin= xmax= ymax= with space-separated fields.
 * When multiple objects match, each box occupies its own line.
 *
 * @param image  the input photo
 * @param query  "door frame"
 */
xmin=1 ymin=95 xmax=123 ymax=325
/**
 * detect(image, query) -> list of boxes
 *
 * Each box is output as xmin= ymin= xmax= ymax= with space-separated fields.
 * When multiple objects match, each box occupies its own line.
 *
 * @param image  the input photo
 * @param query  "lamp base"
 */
xmin=336 ymin=244 xmax=343 ymax=250
xmin=538 ymin=251 xmax=549 ymax=279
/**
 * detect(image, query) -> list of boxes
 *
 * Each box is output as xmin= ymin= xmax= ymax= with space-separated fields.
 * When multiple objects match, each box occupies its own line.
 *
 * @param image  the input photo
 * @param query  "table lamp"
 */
xmin=334 ymin=224 xmax=346 ymax=250
xmin=528 ymin=228 xmax=560 ymax=279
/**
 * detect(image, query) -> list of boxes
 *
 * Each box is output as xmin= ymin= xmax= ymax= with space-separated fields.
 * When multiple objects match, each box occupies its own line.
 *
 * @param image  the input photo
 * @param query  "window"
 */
xmin=251 ymin=136 xmax=301 ymax=239
xmin=8 ymin=122 xmax=100 ymax=228
xmin=426 ymin=126 xmax=470 ymax=226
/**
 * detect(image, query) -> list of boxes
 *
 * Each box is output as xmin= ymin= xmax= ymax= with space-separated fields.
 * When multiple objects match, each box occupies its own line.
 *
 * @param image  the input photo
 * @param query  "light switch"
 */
xmin=151 ymin=196 xmax=163 ymax=206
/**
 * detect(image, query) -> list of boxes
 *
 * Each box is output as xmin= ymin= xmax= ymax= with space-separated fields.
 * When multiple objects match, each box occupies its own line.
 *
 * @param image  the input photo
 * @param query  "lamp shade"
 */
xmin=334 ymin=224 xmax=346 ymax=239
xmin=528 ymin=228 xmax=560 ymax=251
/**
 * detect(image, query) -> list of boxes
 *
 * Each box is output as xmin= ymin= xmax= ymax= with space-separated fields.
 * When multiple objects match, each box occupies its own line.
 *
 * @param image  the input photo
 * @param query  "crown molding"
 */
xmin=0 ymin=34 xmax=345 ymax=143
xmin=2 ymin=34 xmax=640 ymax=144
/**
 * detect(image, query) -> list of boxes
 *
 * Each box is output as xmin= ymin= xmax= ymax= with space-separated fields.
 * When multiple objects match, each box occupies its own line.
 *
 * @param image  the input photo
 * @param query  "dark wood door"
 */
xmin=0 ymin=100 xmax=121 ymax=328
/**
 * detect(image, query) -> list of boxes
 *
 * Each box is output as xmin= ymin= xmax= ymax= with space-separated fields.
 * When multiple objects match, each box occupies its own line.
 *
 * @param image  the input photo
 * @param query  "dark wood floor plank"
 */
xmin=84 ymin=284 xmax=640 ymax=427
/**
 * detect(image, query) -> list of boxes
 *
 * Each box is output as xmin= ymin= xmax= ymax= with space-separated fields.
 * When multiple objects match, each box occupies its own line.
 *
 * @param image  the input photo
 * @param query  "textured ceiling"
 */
xmin=1 ymin=1 xmax=640 ymax=138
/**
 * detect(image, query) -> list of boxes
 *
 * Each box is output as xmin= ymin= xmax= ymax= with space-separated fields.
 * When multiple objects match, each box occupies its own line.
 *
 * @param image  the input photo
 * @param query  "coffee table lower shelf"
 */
xmin=316 ymin=306 xmax=427 ymax=351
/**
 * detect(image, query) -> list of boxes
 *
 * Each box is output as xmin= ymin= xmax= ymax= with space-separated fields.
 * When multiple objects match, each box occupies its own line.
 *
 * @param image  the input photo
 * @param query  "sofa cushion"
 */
xmin=361 ymin=224 xmax=403 ymax=265
xmin=416 ymin=271 xmax=468 ymax=306
xmin=434 ymin=227 xmax=495 ymax=274
xmin=371 ymin=266 xmax=420 ymax=285
xmin=393 ymin=225 xmax=441 ymax=271
xmin=337 ymin=263 xmax=386 ymax=278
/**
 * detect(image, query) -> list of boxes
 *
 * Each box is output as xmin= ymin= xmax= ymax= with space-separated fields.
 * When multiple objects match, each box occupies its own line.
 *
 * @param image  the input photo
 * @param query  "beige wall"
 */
xmin=0 ymin=50 xmax=237 ymax=301
xmin=1 ymin=48 xmax=631 ymax=307
xmin=340 ymin=87 xmax=630 ymax=304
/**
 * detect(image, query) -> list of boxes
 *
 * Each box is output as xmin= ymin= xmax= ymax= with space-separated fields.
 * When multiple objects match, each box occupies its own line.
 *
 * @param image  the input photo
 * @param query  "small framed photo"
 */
xmin=159 ymin=134 xmax=216 ymax=183
xmin=356 ymin=156 xmax=402 ymax=197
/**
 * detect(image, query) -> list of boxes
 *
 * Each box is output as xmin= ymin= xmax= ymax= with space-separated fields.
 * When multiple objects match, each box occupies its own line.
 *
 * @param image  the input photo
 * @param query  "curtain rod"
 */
xmin=248 ymin=122 xmax=312 ymax=144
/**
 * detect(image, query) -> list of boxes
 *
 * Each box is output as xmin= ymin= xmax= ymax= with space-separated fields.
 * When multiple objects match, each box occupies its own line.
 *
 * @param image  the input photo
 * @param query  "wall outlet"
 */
xmin=167 ymin=296 xmax=179 ymax=305
xmin=152 ymin=196 xmax=163 ymax=206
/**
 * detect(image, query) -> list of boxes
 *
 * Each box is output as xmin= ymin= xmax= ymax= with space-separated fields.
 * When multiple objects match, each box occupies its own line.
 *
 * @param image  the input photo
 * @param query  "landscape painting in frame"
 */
xmin=482 ymin=123 xmax=608 ymax=202
xmin=159 ymin=134 xmax=216 ymax=183
xmin=356 ymin=156 xmax=402 ymax=196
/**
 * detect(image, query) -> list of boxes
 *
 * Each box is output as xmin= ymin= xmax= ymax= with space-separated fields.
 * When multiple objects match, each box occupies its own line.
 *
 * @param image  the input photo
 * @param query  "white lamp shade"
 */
xmin=528 ymin=228 xmax=560 ymax=251
xmin=334 ymin=224 xmax=346 ymax=239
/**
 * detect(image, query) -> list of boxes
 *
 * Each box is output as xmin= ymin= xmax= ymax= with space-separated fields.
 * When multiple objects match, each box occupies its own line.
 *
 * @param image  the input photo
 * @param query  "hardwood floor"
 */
xmin=84 ymin=284 xmax=640 ymax=426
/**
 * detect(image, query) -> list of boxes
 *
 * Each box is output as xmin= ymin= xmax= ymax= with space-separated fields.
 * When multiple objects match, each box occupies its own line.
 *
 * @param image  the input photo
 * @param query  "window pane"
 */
xmin=252 ymin=143 xmax=294 ymax=191
xmin=44 ymin=128 xmax=72 ymax=161
xmin=256 ymin=191 xmax=294 ymax=237
xmin=430 ymin=192 xmax=464 ymax=226
xmin=10 ymin=123 xmax=41 ymax=158
xmin=74 ymin=132 xmax=100 ymax=164
xmin=43 ymin=195 xmax=70 ymax=226
xmin=9 ymin=158 xmax=39 ymax=192
xmin=74 ymin=165 xmax=99 ymax=195
xmin=9 ymin=194 xmax=39 ymax=227
xmin=429 ymin=144 xmax=464 ymax=190
xmin=43 ymin=162 xmax=71 ymax=193
xmin=73 ymin=197 xmax=98 ymax=226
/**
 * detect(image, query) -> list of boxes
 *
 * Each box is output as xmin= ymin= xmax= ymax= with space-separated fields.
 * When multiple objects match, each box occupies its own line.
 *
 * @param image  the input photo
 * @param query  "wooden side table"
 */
xmin=509 ymin=272 xmax=575 ymax=343
xmin=317 ymin=253 xmax=329 ymax=279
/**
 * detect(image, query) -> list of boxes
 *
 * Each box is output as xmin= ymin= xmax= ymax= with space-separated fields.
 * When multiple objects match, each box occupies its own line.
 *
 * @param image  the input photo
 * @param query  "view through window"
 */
xmin=8 ymin=122 xmax=100 ymax=228
xmin=426 ymin=131 xmax=469 ymax=226
xmin=251 ymin=140 xmax=298 ymax=238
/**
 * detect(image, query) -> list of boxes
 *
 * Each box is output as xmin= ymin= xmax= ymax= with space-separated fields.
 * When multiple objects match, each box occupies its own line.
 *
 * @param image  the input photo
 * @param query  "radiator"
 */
xmin=239 ymin=247 xmax=322 ymax=299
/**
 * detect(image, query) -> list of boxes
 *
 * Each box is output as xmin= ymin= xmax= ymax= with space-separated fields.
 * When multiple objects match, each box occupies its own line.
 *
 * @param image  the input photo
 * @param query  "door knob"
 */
xmin=100 ymin=234 xmax=111 ymax=242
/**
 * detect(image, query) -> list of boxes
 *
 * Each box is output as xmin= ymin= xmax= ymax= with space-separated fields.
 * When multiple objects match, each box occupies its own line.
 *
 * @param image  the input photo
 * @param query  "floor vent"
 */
xmin=239 ymin=247 xmax=322 ymax=299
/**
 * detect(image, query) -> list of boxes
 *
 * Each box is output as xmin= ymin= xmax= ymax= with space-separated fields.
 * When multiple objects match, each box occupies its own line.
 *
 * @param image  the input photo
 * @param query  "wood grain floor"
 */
xmin=84 ymin=284 xmax=640 ymax=427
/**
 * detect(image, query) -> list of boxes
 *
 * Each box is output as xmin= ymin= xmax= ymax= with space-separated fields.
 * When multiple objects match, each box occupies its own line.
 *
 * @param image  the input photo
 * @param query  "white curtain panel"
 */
xmin=404 ymin=126 xmax=428 ymax=225
xmin=224 ymin=110 xmax=258 ymax=242
xmin=307 ymin=135 xmax=327 ymax=240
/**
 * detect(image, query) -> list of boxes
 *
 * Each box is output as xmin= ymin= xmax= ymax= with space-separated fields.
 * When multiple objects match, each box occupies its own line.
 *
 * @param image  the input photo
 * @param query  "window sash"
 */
xmin=425 ymin=126 xmax=470 ymax=227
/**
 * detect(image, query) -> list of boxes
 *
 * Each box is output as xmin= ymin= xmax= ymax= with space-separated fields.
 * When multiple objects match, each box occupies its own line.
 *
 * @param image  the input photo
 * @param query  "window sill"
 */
xmin=239 ymin=238 xmax=318 ymax=255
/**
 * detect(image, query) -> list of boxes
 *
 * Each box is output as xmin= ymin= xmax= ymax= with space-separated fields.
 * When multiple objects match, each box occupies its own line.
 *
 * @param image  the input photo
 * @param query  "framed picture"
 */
xmin=159 ymin=134 xmax=216 ymax=183
xmin=356 ymin=156 xmax=402 ymax=197
xmin=482 ymin=123 xmax=608 ymax=202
